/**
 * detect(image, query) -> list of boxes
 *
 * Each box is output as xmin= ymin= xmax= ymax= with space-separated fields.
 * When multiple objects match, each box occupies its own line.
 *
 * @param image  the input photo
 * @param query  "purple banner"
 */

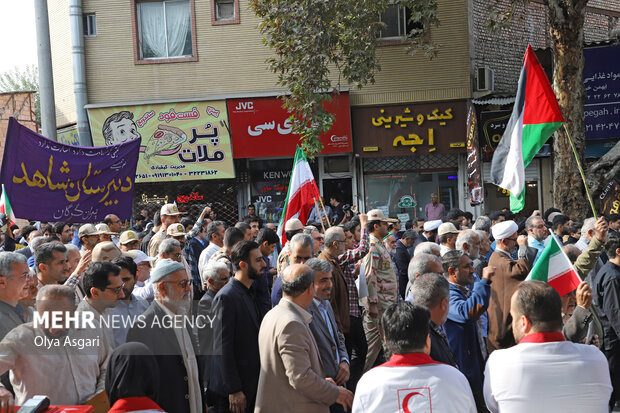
xmin=1 ymin=118 xmax=140 ymax=222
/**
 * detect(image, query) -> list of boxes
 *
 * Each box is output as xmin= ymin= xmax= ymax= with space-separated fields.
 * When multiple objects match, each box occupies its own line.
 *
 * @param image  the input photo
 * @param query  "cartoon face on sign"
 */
xmin=397 ymin=388 xmax=431 ymax=413
xmin=102 ymin=111 xmax=142 ymax=145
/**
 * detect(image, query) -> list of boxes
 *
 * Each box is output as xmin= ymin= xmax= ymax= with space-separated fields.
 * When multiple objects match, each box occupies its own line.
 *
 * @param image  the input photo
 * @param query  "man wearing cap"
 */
xmin=425 ymin=193 xmax=445 ymax=221
xmin=148 ymin=203 xmax=182 ymax=259
xmin=438 ymin=222 xmax=460 ymax=256
xmin=127 ymin=259 xmax=205 ymax=413
xmin=277 ymin=218 xmax=304 ymax=274
xmin=126 ymin=249 xmax=157 ymax=302
xmin=487 ymin=220 xmax=537 ymax=351
xmin=419 ymin=220 xmax=441 ymax=244
xmin=119 ymin=230 xmax=140 ymax=252
xmin=95 ymin=223 xmax=118 ymax=243
xmin=361 ymin=209 xmax=399 ymax=372
xmin=78 ymin=224 xmax=102 ymax=257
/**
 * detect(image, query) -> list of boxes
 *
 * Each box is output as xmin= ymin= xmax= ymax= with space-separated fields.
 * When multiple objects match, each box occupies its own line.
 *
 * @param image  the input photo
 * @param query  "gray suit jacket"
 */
xmin=0 ymin=301 xmax=29 ymax=341
xmin=563 ymin=305 xmax=592 ymax=343
xmin=307 ymin=299 xmax=348 ymax=380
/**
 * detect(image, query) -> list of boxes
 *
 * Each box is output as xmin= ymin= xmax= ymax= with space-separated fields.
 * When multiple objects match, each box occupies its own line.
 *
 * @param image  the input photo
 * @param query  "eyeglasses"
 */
xmin=105 ymin=283 xmax=125 ymax=295
xmin=506 ymin=236 xmax=519 ymax=242
xmin=314 ymin=236 xmax=324 ymax=241
xmin=164 ymin=279 xmax=191 ymax=289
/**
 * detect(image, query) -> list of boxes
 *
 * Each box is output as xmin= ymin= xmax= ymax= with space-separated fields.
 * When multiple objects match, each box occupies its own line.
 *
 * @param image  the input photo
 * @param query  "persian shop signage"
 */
xmin=352 ymin=101 xmax=467 ymax=157
xmin=227 ymin=93 xmax=352 ymax=158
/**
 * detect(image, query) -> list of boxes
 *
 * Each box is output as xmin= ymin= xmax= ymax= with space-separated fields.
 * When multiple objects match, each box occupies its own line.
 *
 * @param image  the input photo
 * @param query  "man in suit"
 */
xmin=209 ymin=241 xmax=265 ymax=413
xmin=410 ymin=272 xmax=457 ymax=367
xmin=394 ymin=229 xmax=416 ymax=299
xmin=255 ymin=264 xmax=353 ymax=413
xmin=126 ymin=259 xmax=205 ymax=413
xmin=306 ymin=258 xmax=350 ymax=413
xmin=487 ymin=220 xmax=537 ymax=351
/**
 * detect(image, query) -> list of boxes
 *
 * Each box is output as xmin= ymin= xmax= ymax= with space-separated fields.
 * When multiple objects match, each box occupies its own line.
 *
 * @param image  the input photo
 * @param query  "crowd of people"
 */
xmin=0 ymin=196 xmax=617 ymax=412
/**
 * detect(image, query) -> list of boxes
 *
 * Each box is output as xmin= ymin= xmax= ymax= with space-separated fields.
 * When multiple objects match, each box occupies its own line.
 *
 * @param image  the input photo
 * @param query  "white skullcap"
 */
xmin=423 ymin=220 xmax=442 ymax=232
xmin=491 ymin=220 xmax=518 ymax=240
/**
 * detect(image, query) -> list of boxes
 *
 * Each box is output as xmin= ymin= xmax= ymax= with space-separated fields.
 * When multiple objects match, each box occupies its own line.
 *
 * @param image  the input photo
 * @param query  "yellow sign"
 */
xmin=363 ymin=146 xmax=379 ymax=152
xmin=88 ymin=100 xmax=235 ymax=183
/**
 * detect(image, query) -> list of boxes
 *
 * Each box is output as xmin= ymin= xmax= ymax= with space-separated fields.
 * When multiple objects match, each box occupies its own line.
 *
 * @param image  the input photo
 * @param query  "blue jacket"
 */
xmin=444 ymin=279 xmax=490 ymax=394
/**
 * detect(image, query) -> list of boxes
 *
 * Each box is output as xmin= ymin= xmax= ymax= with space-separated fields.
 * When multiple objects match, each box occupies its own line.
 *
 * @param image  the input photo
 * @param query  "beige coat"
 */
xmin=255 ymin=298 xmax=340 ymax=413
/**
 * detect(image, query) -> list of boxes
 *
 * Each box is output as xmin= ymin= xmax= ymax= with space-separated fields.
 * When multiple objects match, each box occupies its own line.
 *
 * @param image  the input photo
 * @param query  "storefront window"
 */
xmin=249 ymin=159 xmax=319 ymax=223
xmin=364 ymin=172 xmax=458 ymax=221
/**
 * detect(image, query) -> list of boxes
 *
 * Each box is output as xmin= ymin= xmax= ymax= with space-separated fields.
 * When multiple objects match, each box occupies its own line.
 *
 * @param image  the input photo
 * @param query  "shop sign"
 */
xmin=352 ymin=101 xmax=467 ymax=157
xmin=227 ymin=93 xmax=352 ymax=158
xmin=176 ymin=192 xmax=204 ymax=204
xmin=584 ymin=46 xmax=620 ymax=140
xmin=57 ymin=125 xmax=79 ymax=146
xmin=600 ymin=178 xmax=620 ymax=215
xmin=397 ymin=195 xmax=416 ymax=208
xmin=88 ymin=100 xmax=235 ymax=183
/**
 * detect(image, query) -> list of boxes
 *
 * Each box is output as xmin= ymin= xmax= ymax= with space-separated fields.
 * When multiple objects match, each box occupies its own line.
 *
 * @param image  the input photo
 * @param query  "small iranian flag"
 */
xmin=277 ymin=146 xmax=321 ymax=244
xmin=527 ymin=235 xmax=581 ymax=296
xmin=0 ymin=184 xmax=16 ymax=226
xmin=490 ymin=45 xmax=564 ymax=213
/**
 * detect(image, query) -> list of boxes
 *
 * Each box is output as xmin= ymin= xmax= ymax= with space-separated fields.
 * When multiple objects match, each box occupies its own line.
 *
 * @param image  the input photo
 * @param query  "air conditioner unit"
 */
xmin=476 ymin=66 xmax=495 ymax=92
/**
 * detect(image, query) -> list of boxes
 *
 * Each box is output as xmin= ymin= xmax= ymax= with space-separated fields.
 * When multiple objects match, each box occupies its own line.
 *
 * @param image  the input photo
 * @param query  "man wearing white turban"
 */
xmin=486 ymin=221 xmax=537 ymax=351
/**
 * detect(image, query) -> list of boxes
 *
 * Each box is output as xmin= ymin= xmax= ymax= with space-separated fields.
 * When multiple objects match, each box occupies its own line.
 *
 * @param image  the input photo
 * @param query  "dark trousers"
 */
xmin=604 ymin=346 xmax=620 ymax=409
xmin=344 ymin=315 xmax=367 ymax=393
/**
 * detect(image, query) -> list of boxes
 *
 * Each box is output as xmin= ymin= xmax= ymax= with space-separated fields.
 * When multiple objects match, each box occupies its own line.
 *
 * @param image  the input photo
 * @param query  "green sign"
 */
xmin=398 ymin=195 xmax=416 ymax=208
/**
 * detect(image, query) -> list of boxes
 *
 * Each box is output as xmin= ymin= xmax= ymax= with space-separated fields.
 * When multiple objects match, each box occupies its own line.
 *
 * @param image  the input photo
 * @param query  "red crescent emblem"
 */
xmin=402 ymin=391 xmax=424 ymax=413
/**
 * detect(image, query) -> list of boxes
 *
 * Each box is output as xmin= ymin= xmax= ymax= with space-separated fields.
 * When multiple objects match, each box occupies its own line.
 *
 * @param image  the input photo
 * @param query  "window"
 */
xmin=379 ymin=5 xmax=418 ymax=39
xmin=137 ymin=0 xmax=193 ymax=60
xmin=211 ymin=0 xmax=239 ymax=25
xmin=83 ymin=14 xmax=97 ymax=37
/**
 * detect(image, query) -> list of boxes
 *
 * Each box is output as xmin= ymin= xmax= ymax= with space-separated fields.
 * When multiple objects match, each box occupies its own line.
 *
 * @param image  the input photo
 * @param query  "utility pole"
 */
xmin=34 ymin=0 xmax=57 ymax=140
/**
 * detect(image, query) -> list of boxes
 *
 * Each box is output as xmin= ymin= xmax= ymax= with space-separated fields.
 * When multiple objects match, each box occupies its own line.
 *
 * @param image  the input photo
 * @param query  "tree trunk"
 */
xmin=548 ymin=0 xmax=591 ymax=220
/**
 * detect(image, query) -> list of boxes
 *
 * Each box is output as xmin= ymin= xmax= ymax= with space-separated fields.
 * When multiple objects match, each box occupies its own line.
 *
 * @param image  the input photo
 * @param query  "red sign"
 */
xmin=227 ymin=93 xmax=352 ymax=158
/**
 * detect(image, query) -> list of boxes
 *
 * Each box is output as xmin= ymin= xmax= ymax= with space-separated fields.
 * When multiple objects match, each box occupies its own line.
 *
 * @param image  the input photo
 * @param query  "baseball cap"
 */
xmin=160 ymin=203 xmax=183 ymax=216
xmin=78 ymin=224 xmax=102 ymax=238
xmin=438 ymin=222 xmax=460 ymax=236
xmin=95 ymin=223 xmax=119 ymax=235
xmin=119 ymin=230 xmax=139 ymax=245
xmin=123 ymin=249 xmax=156 ymax=264
xmin=92 ymin=241 xmax=122 ymax=262
xmin=166 ymin=223 xmax=187 ymax=237
xmin=284 ymin=218 xmax=303 ymax=231
xmin=367 ymin=209 xmax=398 ymax=223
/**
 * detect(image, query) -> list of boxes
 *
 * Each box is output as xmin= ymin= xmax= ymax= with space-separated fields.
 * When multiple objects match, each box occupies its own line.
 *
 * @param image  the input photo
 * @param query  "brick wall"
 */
xmin=0 ymin=92 xmax=38 ymax=167
xmin=473 ymin=0 xmax=620 ymax=93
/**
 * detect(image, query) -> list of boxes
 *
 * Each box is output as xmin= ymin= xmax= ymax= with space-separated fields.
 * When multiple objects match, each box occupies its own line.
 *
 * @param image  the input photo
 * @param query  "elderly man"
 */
xmin=210 ymin=241 xmax=265 ymax=413
xmin=405 ymin=253 xmax=443 ymax=299
xmin=199 ymin=261 xmax=230 ymax=310
xmin=394 ymin=229 xmax=416 ymax=299
xmin=128 ymin=249 xmax=156 ymax=302
xmin=361 ymin=209 xmax=399 ymax=371
xmin=277 ymin=218 xmax=304 ymax=274
xmin=484 ymin=281 xmax=612 ymax=413
xmin=0 ymin=253 xmax=32 ymax=340
xmin=148 ymin=203 xmax=182 ymax=258
xmin=425 ymin=193 xmax=445 ymax=221
xmin=353 ymin=302 xmax=476 ymax=413
xmin=198 ymin=221 xmax=226 ymax=279
xmin=272 ymin=233 xmax=314 ymax=306
xmin=255 ymin=264 xmax=353 ymax=413
xmin=487 ymin=220 xmax=537 ymax=351
xmin=0 ymin=285 xmax=108 ymax=407
xmin=127 ymin=259 xmax=204 ymax=413
xmin=473 ymin=230 xmax=491 ymax=277
xmin=306 ymin=258 xmax=350 ymax=413
xmin=411 ymin=272 xmax=457 ymax=366
xmin=443 ymin=250 xmax=495 ymax=411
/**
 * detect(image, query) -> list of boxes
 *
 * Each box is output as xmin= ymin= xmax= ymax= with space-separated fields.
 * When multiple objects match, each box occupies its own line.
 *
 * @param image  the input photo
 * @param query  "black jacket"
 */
xmin=429 ymin=321 xmax=458 ymax=367
xmin=394 ymin=240 xmax=412 ymax=299
xmin=126 ymin=301 xmax=205 ymax=413
xmin=209 ymin=278 xmax=262 ymax=412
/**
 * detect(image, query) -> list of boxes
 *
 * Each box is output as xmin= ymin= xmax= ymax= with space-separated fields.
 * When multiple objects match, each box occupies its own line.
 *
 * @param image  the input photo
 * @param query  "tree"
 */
xmin=0 ymin=64 xmax=40 ymax=123
xmin=250 ymin=0 xmax=439 ymax=157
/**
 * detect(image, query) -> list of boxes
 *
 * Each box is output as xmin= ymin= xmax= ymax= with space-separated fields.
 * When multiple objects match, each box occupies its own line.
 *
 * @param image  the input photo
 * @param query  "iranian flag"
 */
xmin=0 ymin=184 xmax=16 ymax=226
xmin=277 ymin=146 xmax=321 ymax=243
xmin=490 ymin=45 xmax=564 ymax=213
xmin=527 ymin=235 xmax=581 ymax=296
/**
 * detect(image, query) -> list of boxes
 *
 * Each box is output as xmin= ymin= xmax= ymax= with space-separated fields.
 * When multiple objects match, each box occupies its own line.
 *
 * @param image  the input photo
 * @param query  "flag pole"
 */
xmin=313 ymin=198 xmax=326 ymax=232
xmin=318 ymin=197 xmax=331 ymax=228
xmin=562 ymin=124 xmax=597 ymax=220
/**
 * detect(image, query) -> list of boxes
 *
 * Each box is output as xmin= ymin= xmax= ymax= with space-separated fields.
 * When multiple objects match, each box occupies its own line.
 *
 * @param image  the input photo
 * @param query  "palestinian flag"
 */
xmin=277 ymin=146 xmax=321 ymax=244
xmin=527 ymin=235 xmax=581 ymax=296
xmin=0 ymin=184 xmax=16 ymax=226
xmin=490 ymin=45 xmax=564 ymax=212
